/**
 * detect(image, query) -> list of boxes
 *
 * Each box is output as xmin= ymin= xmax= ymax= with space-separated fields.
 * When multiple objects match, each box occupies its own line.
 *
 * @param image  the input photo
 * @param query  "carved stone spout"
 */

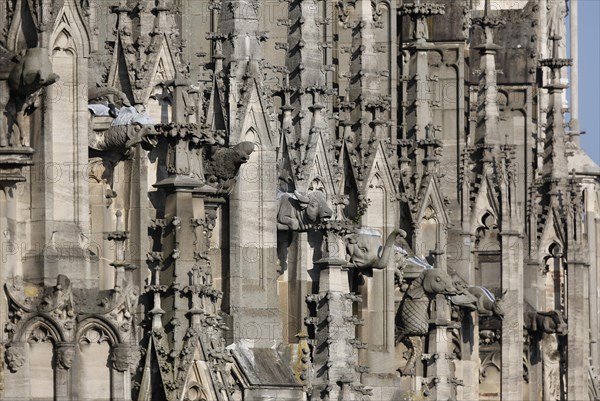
xmin=276 ymin=190 xmax=333 ymax=231
xmin=5 ymin=47 xmax=59 ymax=147
xmin=345 ymin=228 xmax=405 ymax=270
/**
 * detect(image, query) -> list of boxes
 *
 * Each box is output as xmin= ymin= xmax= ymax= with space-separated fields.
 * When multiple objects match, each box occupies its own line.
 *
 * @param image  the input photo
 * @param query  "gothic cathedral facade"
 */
xmin=0 ymin=0 xmax=598 ymax=400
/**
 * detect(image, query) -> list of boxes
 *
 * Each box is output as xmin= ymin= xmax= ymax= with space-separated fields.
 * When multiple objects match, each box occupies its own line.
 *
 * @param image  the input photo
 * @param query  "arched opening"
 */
xmin=544 ymin=242 xmax=565 ymax=312
xmin=147 ymin=84 xmax=172 ymax=124
xmin=475 ymin=212 xmax=501 ymax=293
xmin=50 ymin=32 xmax=78 ymax=223
xmin=363 ymin=174 xmax=385 ymax=229
xmin=25 ymin=322 xmax=58 ymax=400
xmin=419 ymin=205 xmax=439 ymax=265
xmin=77 ymin=324 xmax=114 ymax=400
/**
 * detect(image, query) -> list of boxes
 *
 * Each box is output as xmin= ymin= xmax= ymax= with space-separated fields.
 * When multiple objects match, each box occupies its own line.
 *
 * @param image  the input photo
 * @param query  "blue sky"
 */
xmin=576 ymin=1 xmax=600 ymax=164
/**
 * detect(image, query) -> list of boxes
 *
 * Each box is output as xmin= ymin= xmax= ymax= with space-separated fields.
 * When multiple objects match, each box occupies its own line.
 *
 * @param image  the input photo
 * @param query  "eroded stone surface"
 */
xmin=0 ymin=0 xmax=597 ymax=400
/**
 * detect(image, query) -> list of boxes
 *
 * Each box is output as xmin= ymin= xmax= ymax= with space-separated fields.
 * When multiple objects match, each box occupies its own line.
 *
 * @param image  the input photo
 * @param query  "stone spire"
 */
xmin=308 ymin=225 xmax=369 ymax=400
xmin=569 ymin=0 xmax=580 ymax=143
xmin=540 ymin=57 xmax=572 ymax=180
xmin=540 ymin=26 xmax=589 ymax=401
xmin=283 ymin=0 xmax=336 ymax=188
xmin=473 ymin=0 xmax=505 ymax=147
xmin=398 ymin=2 xmax=446 ymax=224
xmin=345 ymin=0 xmax=386 ymax=188
xmin=399 ymin=2 xmax=444 ymax=143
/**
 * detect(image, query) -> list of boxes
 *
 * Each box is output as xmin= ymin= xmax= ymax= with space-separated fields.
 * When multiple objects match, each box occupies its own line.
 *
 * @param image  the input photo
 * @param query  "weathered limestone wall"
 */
xmin=0 ymin=0 xmax=598 ymax=400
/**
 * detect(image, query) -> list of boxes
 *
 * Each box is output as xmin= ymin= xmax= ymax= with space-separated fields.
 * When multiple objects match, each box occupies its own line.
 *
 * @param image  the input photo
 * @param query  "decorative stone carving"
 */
xmin=541 ymin=333 xmax=562 ymax=400
xmin=345 ymin=228 xmax=405 ymax=271
xmin=155 ymin=123 xmax=206 ymax=182
xmin=104 ymin=284 xmax=139 ymax=335
xmin=465 ymin=287 xmax=506 ymax=318
xmin=88 ymin=105 xmax=158 ymax=152
xmin=521 ymin=309 xmax=566 ymax=400
xmin=399 ymin=3 xmax=445 ymax=43
xmin=111 ymin=344 xmax=132 ymax=372
xmin=0 ymin=0 xmax=593 ymax=399
xmin=395 ymin=268 xmax=460 ymax=376
xmin=203 ymin=141 xmax=254 ymax=189
xmin=276 ymin=190 xmax=333 ymax=231
xmin=547 ymin=0 xmax=567 ymax=45
xmin=526 ymin=310 xmax=568 ymax=336
xmin=5 ymin=47 xmax=58 ymax=147
xmin=4 ymin=342 xmax=26 ymax=373
xmin=88 ymin=86 xmax=131 ymax=107
xmin=79 ymin=326 xmax=111 ymax=345
xmin=39 ymin=274 xmax=75 ymax=330
xmin=27 ymin=324 xmax=55 ymax=343
xmin=480 ymin=351 xmax=502 ymax=383
xmin=55 ymin=342 xmax=76 ymax=370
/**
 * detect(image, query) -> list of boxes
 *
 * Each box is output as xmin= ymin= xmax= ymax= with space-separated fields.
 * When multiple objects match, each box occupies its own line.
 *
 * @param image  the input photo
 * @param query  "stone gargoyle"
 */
xmin=467 ymin=287 xmax=506 ymax=319
xmin=525 ymin=310 xmax=567 ymax=336
xmin=449 ymin=284 xmax=505 ymax=319
xmin=203 ymin=141 xmax=255 ymax=190
xmin=88 ymin=105 xmax=158 ymax=152
xmin=276 ymin=190 xmax=333 ymax=231
xmin=4 ymin=47 xmax=59 ymax=147
xmin=395 ymin=268 xmax=466 ymax=376
xmin=88 ymin=86 xmax=132 ymax=108
xmin=345 ymin=228 xmax=405 ymax=271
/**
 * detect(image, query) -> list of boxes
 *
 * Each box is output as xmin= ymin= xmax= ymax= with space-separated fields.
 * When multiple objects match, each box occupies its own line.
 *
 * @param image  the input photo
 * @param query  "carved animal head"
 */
xmin=537 ymin=311 xmax=568 ymax=336
xmin=449 ymin=283 xmax=478 ymax=311
xmin=8 ymin=48 xmax=59 ymax=96
xmin=346 ymin=228 xmax=405 ymax=270
xmin=232 ymin=141 xmax=255 ymax=165
xmin=295 ymin=190 xmax=333 ymax=224
xmin=277 ymin=190 xmax=333 ymax=231
xmin=465 ymin=286 xmax=506 ymax=319
xmin=407 ymin=268 xmax=458 ymax=300
xmin=128 ymin=123 xmax=159 ymax=150
xmin=492 ymin=295 xmax=506 ymax=319
xmin=422 ymin=269 xmax=458 ymax=295
xmin=346 ymin=229 xmax=383 ymax=269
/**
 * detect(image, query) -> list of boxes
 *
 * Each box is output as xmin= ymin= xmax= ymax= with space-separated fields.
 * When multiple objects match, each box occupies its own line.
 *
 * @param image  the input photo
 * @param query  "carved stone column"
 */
xmin=309 ymin=225 xmax=369 ymax=400
xmin=540 ymin=57 xmax=572 ymax=177
xmin=472 ymin=10 xmax=505 ymax=146
xmin=399 ymin=3 xmax=445 ymax=143
xmin=141 ymin=123 xmax=247 ymax=400
xmin=3 ymin=342 xmax=29 ymax=400
xmin=152 ymin=124 xmax=206 ymax=389
xmin=565 ymin=176 xmax=590 ymax=401
xmin=54 ymin=342 xmax=75 ymax=401
xmin=111 ymin=343 xmax=132 ymax=401
xmin=499 ymin=148 xmax=524 ymax=401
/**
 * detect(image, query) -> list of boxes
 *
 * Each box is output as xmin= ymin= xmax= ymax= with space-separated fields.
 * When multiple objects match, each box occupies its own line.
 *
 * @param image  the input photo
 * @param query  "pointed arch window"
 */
xmin=77 ymin=323 xmax=116 ymax=400
xmin=26 ymin=321 xmax=59 ymax=400
xmin=474 ymin=212 xmax=501 ymax=291
xmin=544 ymin=242 xmax=566 ymax=312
